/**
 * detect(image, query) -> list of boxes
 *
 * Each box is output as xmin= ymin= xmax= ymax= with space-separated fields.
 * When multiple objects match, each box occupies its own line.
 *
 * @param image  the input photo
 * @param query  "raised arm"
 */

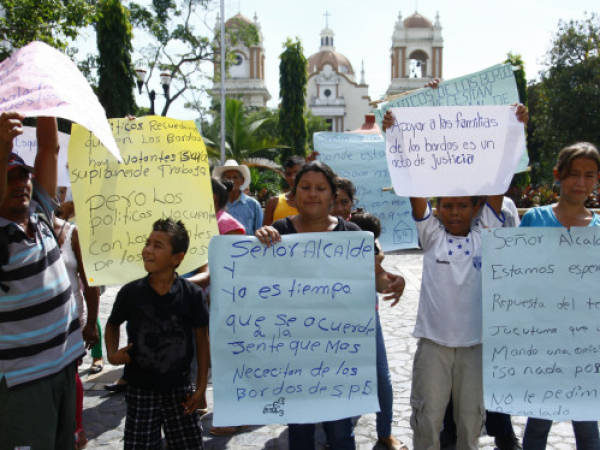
xmin=263 ymin=196 xmax=278 ymax=226
xmin=34 ymin=117 xmax=60 ymax=198
xmin=410 ymin=197 xmax=428 ymax=220
xmin=0 ymin=112 xmax=25 ymax=204
xmin=482 ymin=105 xmax=529 ymax=217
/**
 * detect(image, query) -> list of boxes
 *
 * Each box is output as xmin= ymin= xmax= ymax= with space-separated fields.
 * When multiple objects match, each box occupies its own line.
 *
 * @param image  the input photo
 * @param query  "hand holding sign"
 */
xmin=209 ymin=233 xmax=379 ymax=426
xmin=384 ymin=105 xmax=526 ymax=197
xmin=0 ymin=42 xmax=121 ymax=161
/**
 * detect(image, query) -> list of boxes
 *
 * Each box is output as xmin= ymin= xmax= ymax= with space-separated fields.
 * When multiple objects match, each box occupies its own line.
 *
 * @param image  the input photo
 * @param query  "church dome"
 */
xmin=308 ymin=50 xmax=354 ymax=76
xmin=225 ymin=13 xmax=253 ymax=27
xmin=404 ymin=12 xmax=433 ymax=28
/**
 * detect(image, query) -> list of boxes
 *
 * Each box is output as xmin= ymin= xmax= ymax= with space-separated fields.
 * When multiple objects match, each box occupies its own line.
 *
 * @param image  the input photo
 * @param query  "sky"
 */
xmin=78 ymin=0 xmax=598 ymax=120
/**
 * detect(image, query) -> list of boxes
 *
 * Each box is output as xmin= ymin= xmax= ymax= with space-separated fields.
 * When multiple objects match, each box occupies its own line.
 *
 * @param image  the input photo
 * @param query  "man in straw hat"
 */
xmin=213 ymin=159 xmax=263 ymax=234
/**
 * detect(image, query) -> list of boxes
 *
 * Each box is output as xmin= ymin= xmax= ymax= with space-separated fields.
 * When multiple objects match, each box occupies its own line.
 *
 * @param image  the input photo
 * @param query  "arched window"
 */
xmin=408 ymin=50 xmax=428 ymax=78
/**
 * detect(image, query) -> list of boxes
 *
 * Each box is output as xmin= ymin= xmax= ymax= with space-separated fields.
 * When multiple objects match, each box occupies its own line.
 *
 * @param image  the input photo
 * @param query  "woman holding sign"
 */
xmin=255 ymin=161 xmax=406 ymax=450
xmin=520 ymin=142 xmax=600 ymax=450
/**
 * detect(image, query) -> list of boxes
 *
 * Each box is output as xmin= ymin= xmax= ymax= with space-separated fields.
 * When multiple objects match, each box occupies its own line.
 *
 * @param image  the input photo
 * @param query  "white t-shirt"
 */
xmin=414 ymin=202 xmax=504 ymax=347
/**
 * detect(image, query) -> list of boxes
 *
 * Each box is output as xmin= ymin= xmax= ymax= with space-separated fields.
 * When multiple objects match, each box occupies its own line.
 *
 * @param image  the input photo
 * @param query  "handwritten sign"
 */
xmin=13 ymin=126 xmax=70 ymax=186
xmin=0 ymin=41 xmax=121 ymax=161
xmin=482 ymin=227 xmax=600 ymax=421
xmin=385 ymin=105 xmax=525 ymax=197
xmin=209 ymin=232 xmax=379 ymax=425
xmin=375 ymin=64 xmax=529 ymax=173
xmin=68 ymin=116 xmax=217 ymax=286
xmin=314 ymin=132 xmax=417 ymax=251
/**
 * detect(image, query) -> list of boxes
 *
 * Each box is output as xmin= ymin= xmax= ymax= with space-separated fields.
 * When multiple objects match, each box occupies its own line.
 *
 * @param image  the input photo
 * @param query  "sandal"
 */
xmin=88 ymin=361 xmax=103 ymax=374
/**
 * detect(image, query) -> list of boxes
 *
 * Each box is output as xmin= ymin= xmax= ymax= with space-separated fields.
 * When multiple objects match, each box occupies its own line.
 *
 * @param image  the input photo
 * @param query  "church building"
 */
xmin=305 ymin=21 xmax=372 ymax=131
xmin=386 ymin=11 xmax=444 ymax=97
xmin=209 ymin=13 xmax=271 ymax=108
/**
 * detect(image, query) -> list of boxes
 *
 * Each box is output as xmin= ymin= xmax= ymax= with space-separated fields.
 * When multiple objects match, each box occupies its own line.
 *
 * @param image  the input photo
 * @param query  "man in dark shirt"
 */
xmin=105 ymin=218 xmax=209 ymax=449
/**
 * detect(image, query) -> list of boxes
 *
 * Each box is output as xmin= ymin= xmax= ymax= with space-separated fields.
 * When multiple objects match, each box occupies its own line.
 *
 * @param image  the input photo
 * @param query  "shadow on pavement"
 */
xmin=82 ymin=391 xmax=126 ymax=442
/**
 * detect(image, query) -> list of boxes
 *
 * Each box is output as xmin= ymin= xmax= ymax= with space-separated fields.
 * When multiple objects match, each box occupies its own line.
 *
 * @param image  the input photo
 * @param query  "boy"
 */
xmin=105 ymin=218 xmax=209 ymax=449
xmin=382 ymin=105 xmax=527 ymax=450
xmin=409 ymin=195 xmax=504 ymax=450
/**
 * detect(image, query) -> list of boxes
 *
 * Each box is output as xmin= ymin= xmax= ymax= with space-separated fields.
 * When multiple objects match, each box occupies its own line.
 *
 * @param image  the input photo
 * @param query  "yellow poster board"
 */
xmin=68 ymin=116 xmax=218 ymax=286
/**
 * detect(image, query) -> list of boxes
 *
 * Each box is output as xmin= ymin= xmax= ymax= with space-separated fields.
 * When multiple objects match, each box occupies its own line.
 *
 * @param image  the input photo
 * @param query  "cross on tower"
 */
xmin=324 ymin=10 xmax=331 ymax=28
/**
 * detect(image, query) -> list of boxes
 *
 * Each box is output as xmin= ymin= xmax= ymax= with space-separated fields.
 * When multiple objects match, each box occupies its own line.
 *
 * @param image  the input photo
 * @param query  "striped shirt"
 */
xmin=0 ymin=186 xmax=84 ymax=387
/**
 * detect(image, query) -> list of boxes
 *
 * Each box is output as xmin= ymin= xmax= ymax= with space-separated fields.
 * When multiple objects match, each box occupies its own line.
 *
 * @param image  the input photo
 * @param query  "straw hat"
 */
xmin=212 ymin=159 xmax=251 ymax=191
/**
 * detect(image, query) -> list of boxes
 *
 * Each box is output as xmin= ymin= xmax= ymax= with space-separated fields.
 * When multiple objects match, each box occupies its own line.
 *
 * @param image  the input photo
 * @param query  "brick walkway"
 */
xmin=81 ymin=250 xmax=582 ymax=449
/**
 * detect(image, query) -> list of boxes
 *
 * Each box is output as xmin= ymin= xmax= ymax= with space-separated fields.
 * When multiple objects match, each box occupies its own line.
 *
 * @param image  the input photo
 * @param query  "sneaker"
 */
xmin=494 ymin=432 xmax=522 ymax=450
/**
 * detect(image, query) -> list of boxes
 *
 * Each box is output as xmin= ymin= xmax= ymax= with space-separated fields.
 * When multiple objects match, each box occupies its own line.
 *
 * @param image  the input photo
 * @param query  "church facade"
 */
xmin=305 ymin=25 xmax=372 ymax=132
xmin=386 ymin=11 xmax=444 ymax=97
xmin=209 ymin=13 xmax=271 ymax=108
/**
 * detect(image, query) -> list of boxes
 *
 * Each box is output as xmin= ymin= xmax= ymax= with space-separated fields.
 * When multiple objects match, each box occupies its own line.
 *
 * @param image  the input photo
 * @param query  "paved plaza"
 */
xmin=81 ymin=250 xmax=581 ymax=449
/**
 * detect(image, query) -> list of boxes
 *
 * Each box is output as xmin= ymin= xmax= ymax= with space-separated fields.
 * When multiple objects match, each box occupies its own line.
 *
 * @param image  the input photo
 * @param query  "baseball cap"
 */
xmin=7 ymin=153 xmax=34 ymax=173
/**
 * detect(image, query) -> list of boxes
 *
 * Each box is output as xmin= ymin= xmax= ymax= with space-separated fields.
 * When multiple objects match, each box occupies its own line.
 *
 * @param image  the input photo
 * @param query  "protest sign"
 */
xmin=482 ymin=227 xmax=600 ymax=421
xmin=209 ymin=232 xmax=379 ymax=425
xmin=0 ymin=41 xmax=120 ymax=161
xmin=375 ymin=63 xmax=529 ymax=173
xmin=385 ymin=105 xmax=525 ymax=197
xmin=13 ymin=126 xmax=70 ymax=186
xmin=68 ymin=116 xmax=217 ymax=286
xmin=314 ymin=132 xmax=417 ymax=251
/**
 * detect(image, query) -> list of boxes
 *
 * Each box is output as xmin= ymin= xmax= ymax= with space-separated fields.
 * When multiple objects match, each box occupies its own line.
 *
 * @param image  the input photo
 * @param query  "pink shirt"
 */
xmin=217 ymin=209 xmax=246 ymax=235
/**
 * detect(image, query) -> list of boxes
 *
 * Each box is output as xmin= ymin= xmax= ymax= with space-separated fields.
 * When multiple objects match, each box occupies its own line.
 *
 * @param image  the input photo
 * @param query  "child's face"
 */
xmin=284 ymin=164 xmax=302 ymax=188
xmin=332 ymin=188 xmax=353 ymax=219
xmin=555 ymin=157 xmax=599 ymax=205
xmin=142 ymin=231 xmax=183 ymax=274
xmin=438 ymin=196 xmax=477 ymax=236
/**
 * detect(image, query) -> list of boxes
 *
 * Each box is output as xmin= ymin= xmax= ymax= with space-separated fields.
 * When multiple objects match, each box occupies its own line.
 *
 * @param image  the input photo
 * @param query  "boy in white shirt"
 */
xmin=382 ymin=104 xmax=527 ymax=450
xmin=410 ymin=196 xmax=504 ymax=450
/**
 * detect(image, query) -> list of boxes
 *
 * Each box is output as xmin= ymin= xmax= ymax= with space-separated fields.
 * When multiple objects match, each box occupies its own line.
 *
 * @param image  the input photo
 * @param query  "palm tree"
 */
xmin=201 ymin=98 xmax=287 ymax=169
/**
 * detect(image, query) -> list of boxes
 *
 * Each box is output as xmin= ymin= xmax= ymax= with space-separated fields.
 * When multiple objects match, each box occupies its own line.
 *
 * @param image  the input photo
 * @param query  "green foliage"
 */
xmin=279 ymin=38 xmax=308 ymax=158
xmin=201 ymin=98 xmax=284 ymax=163
xmin=505 ymin=52 xmax=527 ymax=105
xmin=249 ymin=166 xmax=280 ymax=204
xmin=528 ymin=13 xmax=600 ymax=184
xmin=129 ymin=0 xmax=258 ymax=116
xmin=0 ymin=0 xmax=95 ymax=60
xmin=96 ymin=0 xmax=136 ymax=118
xmin=305 ymin=110 xmax=330 ymax=150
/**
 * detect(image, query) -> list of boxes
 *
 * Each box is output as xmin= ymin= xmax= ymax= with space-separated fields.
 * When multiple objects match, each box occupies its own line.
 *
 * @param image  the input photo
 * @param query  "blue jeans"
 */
xmin=376 ymin=310 xmax=394 ymax=438
xmin=523 ymin=418 xmax=600 ymax=450
xmin=288 ymin=419 xmax=355 ymax=450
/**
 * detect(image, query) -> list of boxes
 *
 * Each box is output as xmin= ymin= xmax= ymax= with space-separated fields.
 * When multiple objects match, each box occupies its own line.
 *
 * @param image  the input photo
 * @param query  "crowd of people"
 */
xmin=1 ymin=94 xmax=599 ymax=450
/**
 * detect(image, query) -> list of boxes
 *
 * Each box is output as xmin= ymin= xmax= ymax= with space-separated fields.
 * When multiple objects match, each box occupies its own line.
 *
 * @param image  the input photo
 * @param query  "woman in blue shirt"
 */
xmin=520 ymin=142 xmax=600 ymax=450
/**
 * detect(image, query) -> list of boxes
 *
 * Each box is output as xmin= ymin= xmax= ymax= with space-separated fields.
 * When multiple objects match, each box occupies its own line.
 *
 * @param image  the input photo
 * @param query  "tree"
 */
xmin=201 ymin=98 xmax=283 ymax=163
xmin=129 ymin=0 xmax=258 ymax=117
xmin=0 ymin=0 xmax=95 ymax=60
xmin=528 ymin=13 xmax=600 ymax=183
xmin=505 ymin=52 xmax=527 ymax=105
xmin=96 ymin=0 xmax=136 ymax=118
xmin=305 ymin=110 xmax=330 ymax=150
xmin=279 ymin=38 xmax=307 ymax=158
